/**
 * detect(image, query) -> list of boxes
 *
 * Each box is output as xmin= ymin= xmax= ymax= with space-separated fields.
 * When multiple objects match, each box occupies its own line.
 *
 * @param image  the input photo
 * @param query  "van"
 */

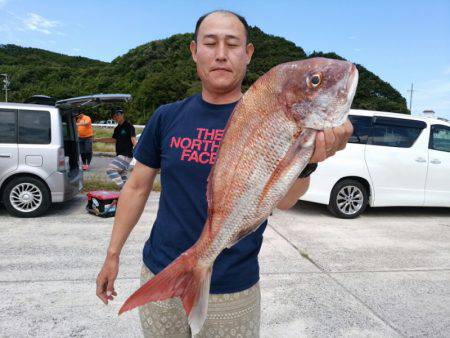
xmin=300 ymin=109 xmax=450 ymax=218
xmin=0 ymin=94 xmax=131 ymax=217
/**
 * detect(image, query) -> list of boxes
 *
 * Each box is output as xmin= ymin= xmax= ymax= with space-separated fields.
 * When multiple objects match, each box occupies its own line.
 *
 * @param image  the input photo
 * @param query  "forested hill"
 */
xmin=0 ymin=26 xmax=408 ymax=123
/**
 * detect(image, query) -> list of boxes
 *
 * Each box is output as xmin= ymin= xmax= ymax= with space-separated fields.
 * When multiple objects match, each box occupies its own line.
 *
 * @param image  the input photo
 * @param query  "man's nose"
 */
xmin=215 ymin=42 xmax=227 ymax=62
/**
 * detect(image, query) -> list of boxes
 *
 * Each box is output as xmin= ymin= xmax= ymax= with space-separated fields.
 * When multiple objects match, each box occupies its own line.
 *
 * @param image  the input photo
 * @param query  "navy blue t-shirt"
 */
xmin=133 ymin=94 xmax=268 ymax=294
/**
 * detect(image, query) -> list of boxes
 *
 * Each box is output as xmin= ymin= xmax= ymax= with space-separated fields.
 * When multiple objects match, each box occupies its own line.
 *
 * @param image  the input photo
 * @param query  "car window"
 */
xmin=348 ymin=115 xmax=372 ymax=144
xmin=18 ymin=110 xmax=51 ymax=144
xmin=430 ymin=125 xmax=450 ymax=152
xmin=368 ymin=117 xmax=425 ymax=148
xmin=0 ymin=108 xmax=17 ymax=143
xmin=62 ymin=113 xmax=76 ymax=141
xmin=369 ymin=125 xmax=422 ymax=148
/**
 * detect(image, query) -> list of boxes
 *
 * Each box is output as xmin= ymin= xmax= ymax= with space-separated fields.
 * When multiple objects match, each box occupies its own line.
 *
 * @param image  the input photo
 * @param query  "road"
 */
xmin=1 ymin=194 xmax=449 ymax=337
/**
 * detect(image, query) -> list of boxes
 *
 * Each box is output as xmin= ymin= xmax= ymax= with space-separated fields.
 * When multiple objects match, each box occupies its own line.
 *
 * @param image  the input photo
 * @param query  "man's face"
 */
xmin=112 ymin=114 xmax=123 ymax=124
xmin=190 ymin=13 xmax=254 ymax=95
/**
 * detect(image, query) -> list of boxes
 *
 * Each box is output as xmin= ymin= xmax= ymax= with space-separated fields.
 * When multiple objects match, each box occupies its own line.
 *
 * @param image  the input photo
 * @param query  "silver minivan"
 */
xmin=0 ymin=94 xmax=131 ymax=217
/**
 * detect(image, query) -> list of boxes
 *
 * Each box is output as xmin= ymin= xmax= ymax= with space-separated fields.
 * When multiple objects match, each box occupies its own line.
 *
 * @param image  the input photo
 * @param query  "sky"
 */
xmin=1 ymin=0 xmax=449 ymax=120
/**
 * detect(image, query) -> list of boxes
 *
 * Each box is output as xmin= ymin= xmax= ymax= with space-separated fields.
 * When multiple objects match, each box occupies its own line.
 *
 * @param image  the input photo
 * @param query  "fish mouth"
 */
xmin=346 ymin=65 xmax=358 ymax=104
xmin=321 ymin=65 xmax=358 ymax=129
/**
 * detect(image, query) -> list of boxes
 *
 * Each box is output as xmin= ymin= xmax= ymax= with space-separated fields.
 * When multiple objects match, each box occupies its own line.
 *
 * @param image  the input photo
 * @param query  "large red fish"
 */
xmin=119 ymin=57 xmax=359 ymax=334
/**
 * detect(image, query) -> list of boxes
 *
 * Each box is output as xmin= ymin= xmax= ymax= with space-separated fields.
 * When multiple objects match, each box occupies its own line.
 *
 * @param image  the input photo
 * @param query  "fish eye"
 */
xmin=310 ymin=74 xmax=322 ymax=87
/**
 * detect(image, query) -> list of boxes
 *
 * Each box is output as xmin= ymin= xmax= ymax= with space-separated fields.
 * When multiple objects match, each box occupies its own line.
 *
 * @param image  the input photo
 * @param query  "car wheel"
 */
xmin=328 ymin=179 xmax=368 ymax=219
xmin=2 ymin=176 xmax=51 ymax=218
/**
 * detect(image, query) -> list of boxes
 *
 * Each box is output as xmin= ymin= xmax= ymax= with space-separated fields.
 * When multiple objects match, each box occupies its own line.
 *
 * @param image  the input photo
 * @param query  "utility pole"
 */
xmin=407 ymin=83 xmax=414 ymax=113
xmin=0 ymin=73 xmax=10 ymax=102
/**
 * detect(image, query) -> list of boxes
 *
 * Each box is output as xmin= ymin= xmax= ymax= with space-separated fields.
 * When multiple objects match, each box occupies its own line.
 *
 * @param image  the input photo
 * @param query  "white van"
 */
xmin=301 ymin=109 xmax=450 ymax=218
xmin=0 ymin=94 xmax=130 ymax=217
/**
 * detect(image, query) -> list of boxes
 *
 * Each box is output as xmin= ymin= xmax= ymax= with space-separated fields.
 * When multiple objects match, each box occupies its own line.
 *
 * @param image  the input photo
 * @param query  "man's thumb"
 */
xmin=106 ymin=280 xmax=114 ymax=296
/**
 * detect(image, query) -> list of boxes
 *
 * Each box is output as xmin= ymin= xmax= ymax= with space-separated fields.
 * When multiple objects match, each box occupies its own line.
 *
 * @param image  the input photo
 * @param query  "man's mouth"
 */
xmin=211 ymin=67 xmax=232 ymax=73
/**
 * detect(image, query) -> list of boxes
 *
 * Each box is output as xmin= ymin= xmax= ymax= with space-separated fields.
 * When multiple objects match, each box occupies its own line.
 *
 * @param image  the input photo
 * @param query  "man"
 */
xmin=94 ymin=109 xmax=137 ymax=189
xmin=96 ymin=10 xmax=353 ymax=337
xmin=76 ymin=112 xmax=94 ymax=171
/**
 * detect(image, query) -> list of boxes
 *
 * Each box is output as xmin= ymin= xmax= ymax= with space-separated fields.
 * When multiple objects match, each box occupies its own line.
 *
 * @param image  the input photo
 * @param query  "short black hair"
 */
xmin=194 ymin=10 xmax=249 ymax=43
xmin=110 ymin=108 xmax=124 ymax=117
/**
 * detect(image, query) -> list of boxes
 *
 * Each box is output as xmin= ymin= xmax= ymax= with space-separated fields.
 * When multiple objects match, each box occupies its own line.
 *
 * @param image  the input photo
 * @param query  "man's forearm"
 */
xmin=106 ymin=182 xmax=152 ymax=257
xmin=94 ymin=137 xmax=116 ymax=143
xmin=276 ymin=177 xmax=310 ymax=210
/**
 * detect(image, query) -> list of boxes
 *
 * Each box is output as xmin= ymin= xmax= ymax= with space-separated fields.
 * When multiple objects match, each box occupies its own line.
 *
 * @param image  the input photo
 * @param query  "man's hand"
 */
xmin=276 ymin=119 xmax=353 ymax=210
xmin=96 ymin=254 xmax=119 ymax=305
xmin=309 ymin=119 xmax=353 ymax=163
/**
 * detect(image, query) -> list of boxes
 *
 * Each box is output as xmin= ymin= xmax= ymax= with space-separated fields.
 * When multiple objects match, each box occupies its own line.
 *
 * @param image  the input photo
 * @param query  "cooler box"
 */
xmin=86 ymin=190 xmax=120 ymax=218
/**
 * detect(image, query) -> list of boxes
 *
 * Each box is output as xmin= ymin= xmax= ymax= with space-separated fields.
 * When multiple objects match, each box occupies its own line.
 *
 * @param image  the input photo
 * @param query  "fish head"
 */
xmin=277 ymin=57 xmax=358 ymax=130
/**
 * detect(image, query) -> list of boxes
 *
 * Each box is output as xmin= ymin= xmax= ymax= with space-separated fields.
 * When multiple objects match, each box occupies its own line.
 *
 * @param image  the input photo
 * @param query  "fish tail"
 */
xmin=118 ymin=246 xmax=212 ymax=335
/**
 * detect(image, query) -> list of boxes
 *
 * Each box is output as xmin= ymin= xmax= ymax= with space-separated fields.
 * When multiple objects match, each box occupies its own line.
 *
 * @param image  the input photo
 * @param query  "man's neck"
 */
xmin=201 ymin=88 xmax=242 ymax=105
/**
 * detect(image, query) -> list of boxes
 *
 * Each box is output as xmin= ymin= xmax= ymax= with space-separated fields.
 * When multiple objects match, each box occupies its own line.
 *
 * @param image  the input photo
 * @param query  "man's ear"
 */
xmin=190 ymin=41 xmax=198 ymax=63
xmin=246 ymin=43 xmax=254 ymax=65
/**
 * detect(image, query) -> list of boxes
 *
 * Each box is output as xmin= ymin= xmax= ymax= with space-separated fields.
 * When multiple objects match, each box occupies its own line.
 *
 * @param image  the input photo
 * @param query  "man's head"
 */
xmin=190 ymin=10 xmax=254 ymax=98
xmin=111 ymin=109 xmax=125 ymax=124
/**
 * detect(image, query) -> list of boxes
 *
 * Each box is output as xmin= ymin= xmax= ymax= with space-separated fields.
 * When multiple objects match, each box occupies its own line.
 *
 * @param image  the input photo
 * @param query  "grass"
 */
xmin=82 ymin=175 xmax=161 ymax=193
xmin=92 ymin=126 xmax=144 ymax=153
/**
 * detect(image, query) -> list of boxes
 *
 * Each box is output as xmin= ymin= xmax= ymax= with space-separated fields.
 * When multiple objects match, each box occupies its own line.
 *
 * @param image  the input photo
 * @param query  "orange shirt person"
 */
xmin=76 ymin=113 xmax=94 ymax=170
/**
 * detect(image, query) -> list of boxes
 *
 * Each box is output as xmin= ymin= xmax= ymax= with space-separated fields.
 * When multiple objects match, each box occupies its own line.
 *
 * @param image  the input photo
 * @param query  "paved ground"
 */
xmin=1 ymin=192 xmax=449 ymax=337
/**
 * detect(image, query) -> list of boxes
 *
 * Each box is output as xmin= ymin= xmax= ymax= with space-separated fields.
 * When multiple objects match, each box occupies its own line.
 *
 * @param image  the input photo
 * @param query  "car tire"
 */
xmin=2 ymin=176 xmax=51 ymax=218
xmin=328 ymin=179 xmax=368 ymax=219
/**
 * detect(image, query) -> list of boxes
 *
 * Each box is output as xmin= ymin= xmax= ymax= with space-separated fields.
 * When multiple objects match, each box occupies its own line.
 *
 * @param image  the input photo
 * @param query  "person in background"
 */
xmin=94 ymin=109 xmax=137 ymax=189
xmin=76 ymin=112 xmax=94 ymax=171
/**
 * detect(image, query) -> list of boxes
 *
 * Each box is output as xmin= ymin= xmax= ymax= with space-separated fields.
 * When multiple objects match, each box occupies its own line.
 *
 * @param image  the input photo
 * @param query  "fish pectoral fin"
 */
xmin=258 ymin=128 xmax=315 ymax=204
xmin=226 ymin=220 xmax=266 ymax=249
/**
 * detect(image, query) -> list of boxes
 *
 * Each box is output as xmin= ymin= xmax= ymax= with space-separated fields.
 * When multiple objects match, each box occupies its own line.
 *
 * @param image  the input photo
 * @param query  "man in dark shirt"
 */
xmin=94 ymin=109 xmax=137 ymax=188
xmin=96 ymin=10 xmax=353 ymax=337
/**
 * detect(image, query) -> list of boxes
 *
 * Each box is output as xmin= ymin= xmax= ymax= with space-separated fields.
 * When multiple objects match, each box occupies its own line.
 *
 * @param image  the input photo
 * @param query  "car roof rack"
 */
xmin=23 ymin=95 xmax=56 ymax=106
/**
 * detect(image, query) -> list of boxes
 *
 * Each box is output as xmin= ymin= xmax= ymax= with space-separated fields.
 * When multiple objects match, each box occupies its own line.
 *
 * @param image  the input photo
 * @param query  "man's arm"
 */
xmin=96 ymin=161 xmax=158 ymax=304
xmin=93 ymin=137 xmax=116 ymax=143
xmin=277 ymin=120 xmax=353 ymax=210
xmin=131 ymin=136 xmax=138 ymax=147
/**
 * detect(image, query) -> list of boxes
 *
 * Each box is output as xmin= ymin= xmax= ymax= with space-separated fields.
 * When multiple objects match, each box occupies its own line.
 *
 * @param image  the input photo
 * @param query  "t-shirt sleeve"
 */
xmin=129 ymin=123 xmax=136 ymax=137
xmin=133 ymin=107 xmax=164 ymax=169
xmin=112 ymin=127 xmax=117 ymax=140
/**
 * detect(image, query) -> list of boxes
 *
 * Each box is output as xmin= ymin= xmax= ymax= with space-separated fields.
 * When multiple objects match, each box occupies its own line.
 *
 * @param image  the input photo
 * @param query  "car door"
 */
xmin=364 ymin=116 xmax=428 ymax=207
xmin=424 ymin=124 xmax=450 ymax=206
xmin=0 ymin=108 xmax=18 ymax=180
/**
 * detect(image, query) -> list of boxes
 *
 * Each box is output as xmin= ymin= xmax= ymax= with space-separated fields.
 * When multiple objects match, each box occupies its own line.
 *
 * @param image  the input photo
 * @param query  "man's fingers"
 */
xmin=324 ymin=128 xmax=336 ymax=155
xmin=333 ymin=125 xmax=345 ymax=150
xmin=310 ymin=131 xmax=327 ymax=163
xmin=337 ymin=120 xmax=353 ymax=150
xmin=106 ymin=280 xmax=116 ymax=301
xmin=96 ymin=276 xmax=108 ymax=305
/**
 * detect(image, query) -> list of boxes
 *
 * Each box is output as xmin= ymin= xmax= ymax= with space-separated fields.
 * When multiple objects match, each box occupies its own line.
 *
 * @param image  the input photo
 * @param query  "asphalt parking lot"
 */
xmin=1 ymin=193 xmax=449 ymax=337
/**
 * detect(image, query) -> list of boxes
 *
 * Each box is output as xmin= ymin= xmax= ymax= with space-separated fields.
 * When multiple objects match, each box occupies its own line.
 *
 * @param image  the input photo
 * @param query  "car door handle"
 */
xmin=415 ymin=157 xmax=427 ymax=163
xmin=430 ymin=159 xmax=441 ymax=164
xmin=0 ymin=154 xmax=12 ymax=158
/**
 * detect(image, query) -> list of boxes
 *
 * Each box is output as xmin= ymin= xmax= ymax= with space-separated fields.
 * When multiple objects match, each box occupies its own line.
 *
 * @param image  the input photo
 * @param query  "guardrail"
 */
xmin=92 ymin=123 xmax=145 ymax=128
